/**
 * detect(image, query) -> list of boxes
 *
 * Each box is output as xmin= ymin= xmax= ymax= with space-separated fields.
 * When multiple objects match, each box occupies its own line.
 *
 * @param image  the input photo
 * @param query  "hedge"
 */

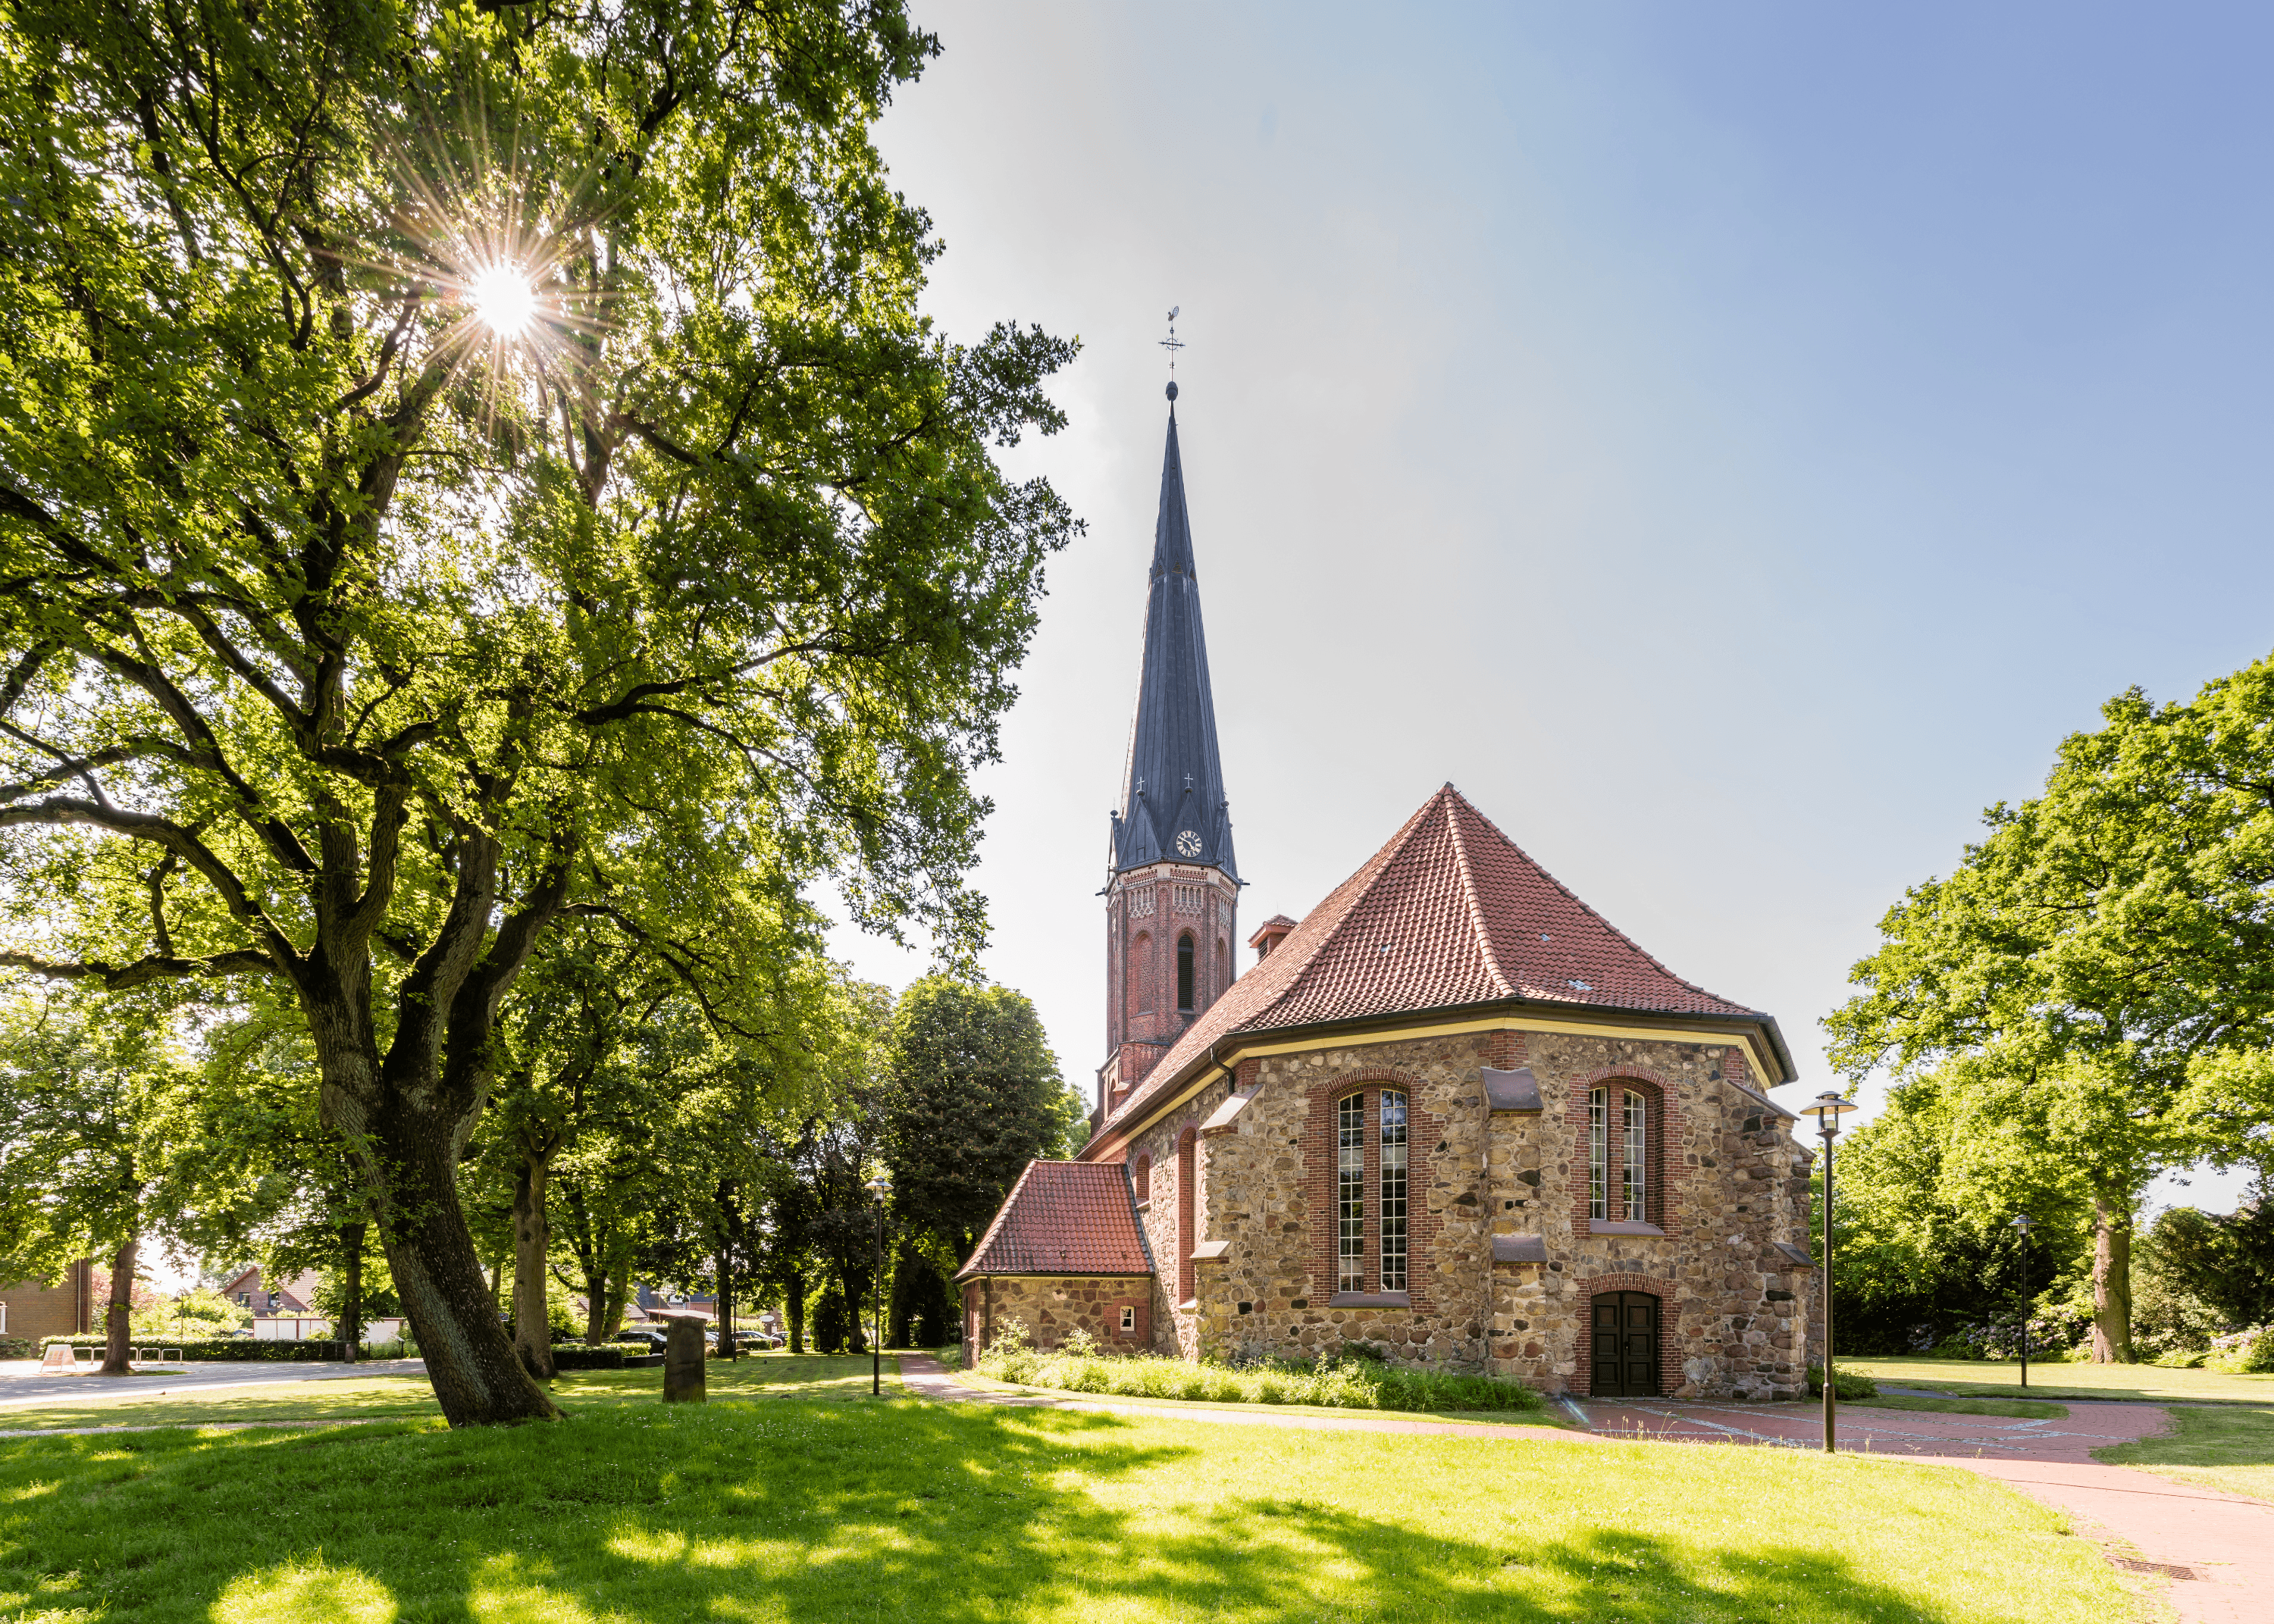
xmin=42 ymin=1335 xmax=352 ymax=1362
xmin=547 ymin=1344 xmax=630 ymax=1370
xmin=0 ymin=1337 xmax=36 ymax=1360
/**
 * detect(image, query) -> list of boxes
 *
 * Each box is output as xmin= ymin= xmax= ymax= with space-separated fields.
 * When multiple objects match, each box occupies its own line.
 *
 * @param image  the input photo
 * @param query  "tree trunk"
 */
xmin=2090 ymin=1191 xmax=2135 ymax=1363
xmin=843 ymin=1260 xmax=871 ymax=1355
xmin=97 ymin=1235 xmax=136 ymax=1375
xmin=716 ymin=1181 xmax=739 ymax=1361
xmin=582 ymin=1258 xmax=610 ymax=1347
xmin=332 ymin=1075 xmax=561 ymax=1425
xmin=603 ymin=1262 xmax=631 ymax=1338
xmin=786 ymin=1272 xmax=806 ymax=1354
xmin=340 ymin=1220 xmax=366 ymax=1363
xmin=511 ymin=1152 xmax=557 ymax=1380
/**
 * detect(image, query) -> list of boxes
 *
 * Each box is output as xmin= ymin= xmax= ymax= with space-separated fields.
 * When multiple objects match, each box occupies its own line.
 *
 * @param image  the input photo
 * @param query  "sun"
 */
xmin=467 ymin=261 xmax=538 ymax=338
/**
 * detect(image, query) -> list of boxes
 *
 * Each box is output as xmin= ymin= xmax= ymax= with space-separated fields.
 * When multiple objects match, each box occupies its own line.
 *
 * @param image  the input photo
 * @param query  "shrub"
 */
xmin=0 ymin=1337 xmax=34 ymax=1360
xmin=547 ymin=1343 xmax=630 ymax=1370
xmin=2241 ymin=1326 xmax=2274 ymax=1375
xmin=972 ymin=1343 xmax=1543 ymax=1413
xmin=1806 ymin=1364 xmax=1880 ymax=1399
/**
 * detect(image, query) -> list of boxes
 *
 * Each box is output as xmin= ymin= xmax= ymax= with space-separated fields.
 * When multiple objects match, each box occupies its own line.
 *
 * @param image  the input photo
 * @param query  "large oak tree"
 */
xmin=1827 ymin=654 xmax=2274 ymax=1360
xmin=0 ymin=0 xmax=1075 ymax=1423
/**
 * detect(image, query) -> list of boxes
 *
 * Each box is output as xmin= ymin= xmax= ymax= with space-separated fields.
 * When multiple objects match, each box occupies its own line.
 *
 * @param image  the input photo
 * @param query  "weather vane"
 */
xmin=1159 ymin=306 xmax=1185 ymax=374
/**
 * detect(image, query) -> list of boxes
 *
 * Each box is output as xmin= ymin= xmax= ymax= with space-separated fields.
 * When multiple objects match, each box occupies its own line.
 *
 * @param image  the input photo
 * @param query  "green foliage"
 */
xmin=41 ymin=1335 xmax=346 ymax=1362
xmin=1827 ymin=653 xmax=2274 ymax=1359
xmin=976 ymin=1342 xmax=1546 ymax=1414
xmin=882 ymin=977 xmax=1084 ymax=1262
xmin=130 ymin=1288 xmax=244 ymax=1341
xmin=1819 ymin=1083 xmax=2091 ymax=1353
xmin=2137 ymin=1195 xmax=2274 ymax=1333
xmin=2239 ymin=1328 xmax=2274 ymax=1375
xmin=1806 ymin=1365 xmax=1881 ymax=1400
xmin=0 ymin=0 xmax=1075 ymax=1420
xmin=811 ymin=1285 xmax=857 ymax=1355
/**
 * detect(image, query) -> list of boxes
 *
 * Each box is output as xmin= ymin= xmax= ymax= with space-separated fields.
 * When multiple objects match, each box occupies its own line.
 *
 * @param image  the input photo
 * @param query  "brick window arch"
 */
xmin=1176 ymin=932 xmax=1196 ymax=1011
xmin=1587 ymin=1077 xmax=1664 ymax=1226
xmin=1176 ymin=1127 xmax=1197 ymax=1303
xmin=1217 ymin=937 xmax=1228 ymax=993
xmin=1331 ymin=1086 xmax=1410 ymax=1297
xmin=1130 ymin=1152 xmax=1152 ymax=1209
xmin=1130 ymin=931 xmax=1152 ymax=1015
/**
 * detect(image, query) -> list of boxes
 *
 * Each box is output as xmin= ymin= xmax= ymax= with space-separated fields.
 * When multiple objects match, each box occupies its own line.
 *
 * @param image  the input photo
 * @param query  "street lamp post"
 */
xmin=865 ymin=1175 xmax=891 ymax=1397
xmin=1799 ymin=1091 xmax=1858 ymax=1453
xmin=2011 ymin=1214 xmax=2034 ymax=1390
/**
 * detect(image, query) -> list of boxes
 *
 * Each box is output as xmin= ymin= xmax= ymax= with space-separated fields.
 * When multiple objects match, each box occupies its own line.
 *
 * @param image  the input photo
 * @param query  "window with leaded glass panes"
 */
xmin=1621 ymin=1089 xmax=1647 ymax=1222
xmin=1337 ymin=1094 xmax=1364 ymax=1293
xmin=1588 ymin=1087 xmax=1607 ymax=1221
xmin=1379 ymin=1090 xmax=1408 ymax=1292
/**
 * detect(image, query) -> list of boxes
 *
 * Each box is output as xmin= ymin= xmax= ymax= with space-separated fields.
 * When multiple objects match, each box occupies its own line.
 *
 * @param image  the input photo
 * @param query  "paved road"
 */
xmin=901 ymin=1357 xmax=2272 ymax=1624
xmin=0 ymin=1358 xmax=428 ymax=1412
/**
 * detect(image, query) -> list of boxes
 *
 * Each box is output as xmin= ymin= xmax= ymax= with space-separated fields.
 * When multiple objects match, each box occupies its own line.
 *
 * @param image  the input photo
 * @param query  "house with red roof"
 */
xmin=957 ymin=383 xmax=1821 ymax=1400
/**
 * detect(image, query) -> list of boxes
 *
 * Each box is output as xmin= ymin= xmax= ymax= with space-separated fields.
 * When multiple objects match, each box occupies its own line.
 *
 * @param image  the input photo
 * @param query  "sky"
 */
xmin=815 ymin=0 xmax=2274 ymax=1219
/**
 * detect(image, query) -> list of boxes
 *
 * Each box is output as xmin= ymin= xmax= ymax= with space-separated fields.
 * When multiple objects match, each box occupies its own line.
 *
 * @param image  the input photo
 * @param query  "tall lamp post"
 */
xmin=1799 ymin=1091 xmax=1858 ymax=1453
xmin=866 ymin=1175 xmax=891 ymax=1397
xmin=2011 ymin=1214 xmax=2034 ymax=1390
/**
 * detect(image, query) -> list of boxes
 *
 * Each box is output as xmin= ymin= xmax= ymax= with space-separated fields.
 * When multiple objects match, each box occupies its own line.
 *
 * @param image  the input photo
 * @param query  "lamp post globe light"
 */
xmin=866 ymin=1175 xmax=891 ymax=1397
xmin=2011 ymin=1214 xmax=2034 ymax=1389
xmin=1797 ymin=1090 xmax=1859 ymax=1453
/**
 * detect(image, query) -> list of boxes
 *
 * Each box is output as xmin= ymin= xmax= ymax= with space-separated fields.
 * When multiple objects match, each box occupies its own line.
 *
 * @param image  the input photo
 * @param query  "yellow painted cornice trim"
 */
xmin=1085 ymin=1012 xmax=1780 ymax=1160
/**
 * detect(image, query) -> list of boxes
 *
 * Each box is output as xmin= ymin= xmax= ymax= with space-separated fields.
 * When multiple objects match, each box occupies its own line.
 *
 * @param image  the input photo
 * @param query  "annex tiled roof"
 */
xmin=955 ymin=1161 xmax=1153 ymax=1279
xmin=1090 ymin=784 xmax=1780 ymax=1145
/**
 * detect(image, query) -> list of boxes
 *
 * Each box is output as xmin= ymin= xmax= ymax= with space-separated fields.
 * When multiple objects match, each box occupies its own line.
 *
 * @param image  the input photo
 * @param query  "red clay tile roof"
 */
xmin=1089 ymin=784 xmax=1778 ymax=1147
xmin=955 ymin=1161 xmax=1153 ymax=1279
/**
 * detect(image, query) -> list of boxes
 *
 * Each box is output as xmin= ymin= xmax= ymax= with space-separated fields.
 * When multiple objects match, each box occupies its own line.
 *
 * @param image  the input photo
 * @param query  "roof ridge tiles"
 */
xmin=1084 ymin=783 xmax=1784 ymax=1152
xmin=1441 ymin=787 xmax=1516 ymax=1000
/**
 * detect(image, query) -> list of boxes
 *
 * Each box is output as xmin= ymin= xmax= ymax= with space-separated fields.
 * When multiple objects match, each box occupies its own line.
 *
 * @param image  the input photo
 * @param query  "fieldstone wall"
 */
xmin=1104 ymin=1024 xmax=1819 ymax=1397
xmin=964 ymin=1275 xmax=1152 ymax=1353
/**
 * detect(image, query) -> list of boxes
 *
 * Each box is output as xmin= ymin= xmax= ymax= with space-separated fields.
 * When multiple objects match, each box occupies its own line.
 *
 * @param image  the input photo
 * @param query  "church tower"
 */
xmin=1099 ymin=382 xmax=1239 ymax=1122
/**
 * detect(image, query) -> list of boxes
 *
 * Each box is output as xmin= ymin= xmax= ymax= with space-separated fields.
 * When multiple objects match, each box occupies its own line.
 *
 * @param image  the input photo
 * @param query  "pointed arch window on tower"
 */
xmin=1176 ymin=933 xmax=1195 ymax=1012
xmin=1132 ymin=931 xmax=1153 ymax=1015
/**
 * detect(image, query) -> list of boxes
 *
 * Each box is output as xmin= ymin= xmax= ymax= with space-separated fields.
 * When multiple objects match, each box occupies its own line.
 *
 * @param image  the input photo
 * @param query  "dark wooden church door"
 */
xmin=1590 ymin=1292 xmax=1660 ymax=1397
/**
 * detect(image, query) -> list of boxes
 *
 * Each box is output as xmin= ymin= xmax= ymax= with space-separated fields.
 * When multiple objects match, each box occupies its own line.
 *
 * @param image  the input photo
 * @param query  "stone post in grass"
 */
xmin=660 ymin=1313 xmax=707 ymax=1404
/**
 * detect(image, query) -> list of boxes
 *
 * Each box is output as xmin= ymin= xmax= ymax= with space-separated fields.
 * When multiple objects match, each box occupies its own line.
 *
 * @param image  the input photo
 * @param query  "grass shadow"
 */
xmin=0 ymin=1396 xmax=2125 ymax=1622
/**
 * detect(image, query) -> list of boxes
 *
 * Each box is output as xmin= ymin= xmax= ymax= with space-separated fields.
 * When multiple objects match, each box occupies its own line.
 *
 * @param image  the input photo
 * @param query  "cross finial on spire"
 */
xmin=1160 ymin=306 xmax=1184 ymax=401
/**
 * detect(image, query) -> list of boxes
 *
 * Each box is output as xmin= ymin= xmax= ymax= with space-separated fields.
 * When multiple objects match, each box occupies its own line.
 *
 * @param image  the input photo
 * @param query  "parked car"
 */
xmin=610 ymin=1328 xmax=669 ymax=1350
xmin=731 ymin=1330 xmax=783 ymax=1350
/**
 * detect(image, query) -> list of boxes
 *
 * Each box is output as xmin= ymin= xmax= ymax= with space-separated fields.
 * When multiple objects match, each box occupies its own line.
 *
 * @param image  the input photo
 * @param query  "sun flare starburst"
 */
xmin=467 ymin=261 xmax=540 ymax=338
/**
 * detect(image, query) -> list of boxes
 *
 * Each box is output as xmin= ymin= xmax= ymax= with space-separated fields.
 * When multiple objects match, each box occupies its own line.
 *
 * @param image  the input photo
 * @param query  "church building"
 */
xmin=957 ymin=385 xmax=1821 ymax=1400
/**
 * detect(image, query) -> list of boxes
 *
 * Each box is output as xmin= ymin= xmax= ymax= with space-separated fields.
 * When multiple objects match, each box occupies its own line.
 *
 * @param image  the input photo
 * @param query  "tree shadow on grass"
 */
xmin=0 ymin=1400 xmax=2111 ymax=1622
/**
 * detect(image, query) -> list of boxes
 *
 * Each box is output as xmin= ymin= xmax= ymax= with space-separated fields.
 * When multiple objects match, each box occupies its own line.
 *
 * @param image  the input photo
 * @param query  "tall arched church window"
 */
xmin=1131 ymin=1153 xmax=1152 ymax=1209
xmin=1589 ymin=1082 xmax=1658 ymax=1224
xmin=1176 ymin=933 xmax=1195 ymax=1011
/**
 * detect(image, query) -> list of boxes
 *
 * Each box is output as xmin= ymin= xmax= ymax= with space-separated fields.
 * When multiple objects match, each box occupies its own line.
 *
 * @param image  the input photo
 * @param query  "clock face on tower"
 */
xmin=1176 ymin=830 xmax=1203 ymax=858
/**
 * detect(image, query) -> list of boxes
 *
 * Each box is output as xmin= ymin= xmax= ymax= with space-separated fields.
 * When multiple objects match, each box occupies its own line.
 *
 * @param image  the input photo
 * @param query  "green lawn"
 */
xmin=1845 ymin=1355 xmax=2274 ymax=1406
xmin=0 ymin=1394 xmax=2128 ymax=1623
xmin=0 ymin=1353 xmax=897 ymax=1433
xmin=2094 ymin=1404 xmax=2274 ymax=1502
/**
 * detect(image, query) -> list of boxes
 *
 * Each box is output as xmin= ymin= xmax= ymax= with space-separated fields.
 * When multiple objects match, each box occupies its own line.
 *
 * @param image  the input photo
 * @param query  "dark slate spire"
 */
xmin=1111 ymin=386 xmax=1238 ymax=880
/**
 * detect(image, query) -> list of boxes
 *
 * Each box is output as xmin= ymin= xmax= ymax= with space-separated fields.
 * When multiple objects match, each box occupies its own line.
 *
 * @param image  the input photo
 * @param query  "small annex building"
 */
xmin=957 ymin=383 xmax=1822 ymax=1400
